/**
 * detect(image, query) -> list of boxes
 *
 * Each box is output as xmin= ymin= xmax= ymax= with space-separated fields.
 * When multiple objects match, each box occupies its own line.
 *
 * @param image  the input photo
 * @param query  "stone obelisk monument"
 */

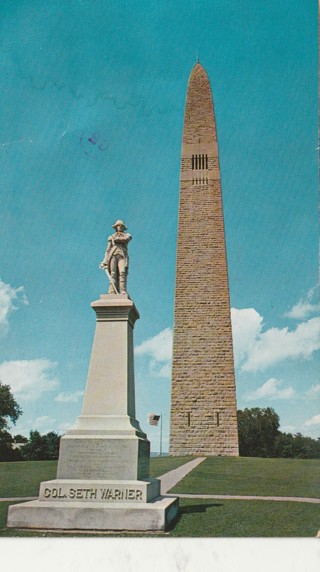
xmin=8 ymin=220 xmax=178 ymax=531
xmin=170 ymin=62 xmax=239 ymax=456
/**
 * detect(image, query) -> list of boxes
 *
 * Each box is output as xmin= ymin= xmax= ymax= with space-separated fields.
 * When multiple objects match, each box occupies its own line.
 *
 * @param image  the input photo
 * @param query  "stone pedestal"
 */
xmin=57 ymin=295 xmax=150 ymax=481
xmin=7 ymin=294 xmax=178 ymax=531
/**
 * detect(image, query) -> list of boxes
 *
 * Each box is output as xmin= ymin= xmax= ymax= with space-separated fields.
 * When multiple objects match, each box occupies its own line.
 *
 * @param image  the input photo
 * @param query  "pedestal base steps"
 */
xmin=7 ymin=478 xmax=179 ymax=531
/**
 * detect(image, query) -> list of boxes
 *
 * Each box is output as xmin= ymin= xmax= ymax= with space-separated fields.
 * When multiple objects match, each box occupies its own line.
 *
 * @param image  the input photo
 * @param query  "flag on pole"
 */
xmin=148 ymin=413 xmax=160 ymax=426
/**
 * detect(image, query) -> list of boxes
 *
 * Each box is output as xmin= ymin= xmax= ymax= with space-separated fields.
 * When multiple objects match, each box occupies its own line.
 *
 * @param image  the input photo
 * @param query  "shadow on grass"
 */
xmin=166 ymin=502 xmax=223 ymax=532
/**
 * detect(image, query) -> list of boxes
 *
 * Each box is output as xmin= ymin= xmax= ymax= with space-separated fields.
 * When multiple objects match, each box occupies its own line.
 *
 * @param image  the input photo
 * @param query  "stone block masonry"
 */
xmin=169 ymin=62 xmax=239 ymax=456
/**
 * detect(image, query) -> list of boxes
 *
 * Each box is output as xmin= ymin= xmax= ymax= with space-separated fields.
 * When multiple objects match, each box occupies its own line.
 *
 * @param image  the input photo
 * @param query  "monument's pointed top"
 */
xmin=182 ymin=61 xmax=216 ymax=148
xmin=188 ymin=61 xmax=211 ymax=88
xmin=192 ymin=58 xmax=204 ymax=70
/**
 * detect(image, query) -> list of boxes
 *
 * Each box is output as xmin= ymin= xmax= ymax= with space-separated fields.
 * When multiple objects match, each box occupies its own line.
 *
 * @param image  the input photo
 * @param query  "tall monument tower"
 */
xmin=169 ymin=62 xmax=239 ymax=456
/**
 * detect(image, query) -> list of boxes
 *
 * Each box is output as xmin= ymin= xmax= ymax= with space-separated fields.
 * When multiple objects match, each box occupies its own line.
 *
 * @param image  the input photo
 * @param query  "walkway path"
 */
xmin=166 ymin=493 xmax=320 ymax=504
xmin=159 ymin=457 xmax=206 ymax=494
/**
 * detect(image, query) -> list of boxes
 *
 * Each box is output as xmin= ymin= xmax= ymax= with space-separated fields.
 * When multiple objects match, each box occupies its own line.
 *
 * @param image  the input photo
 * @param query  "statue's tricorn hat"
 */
xmin=112 ymin=220 xmax=127 ymax=230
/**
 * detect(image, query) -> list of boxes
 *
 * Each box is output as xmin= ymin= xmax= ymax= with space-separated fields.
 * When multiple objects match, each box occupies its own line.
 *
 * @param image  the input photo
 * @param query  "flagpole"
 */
xmin=160 ymin=413 xmax=163 ymax=456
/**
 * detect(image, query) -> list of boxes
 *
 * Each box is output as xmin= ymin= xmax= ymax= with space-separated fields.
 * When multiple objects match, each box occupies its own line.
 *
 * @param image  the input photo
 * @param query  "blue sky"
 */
xmin=1 ymin=0 xmax=318 ymax=452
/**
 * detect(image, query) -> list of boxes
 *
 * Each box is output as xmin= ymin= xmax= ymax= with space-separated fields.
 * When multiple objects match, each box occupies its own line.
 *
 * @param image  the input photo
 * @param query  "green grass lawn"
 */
xmin=149 ymin=456 xmax=192 ymax=477
xmin=0 ymin=456 xmax=319 ymax=537
xmin=0 ymin=461 xmax=58 ymax=497
xmin=170 ymin=456 xmax=320 ymax=498
xmin=1 ymin=499 xmax=319 ymax=537
xmin=169 ymin=498 xmax=320 ymax=537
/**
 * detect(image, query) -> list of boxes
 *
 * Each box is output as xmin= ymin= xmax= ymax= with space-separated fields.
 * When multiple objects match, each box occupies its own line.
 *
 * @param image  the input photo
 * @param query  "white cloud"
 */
xmin=12 ymin=416 xmax=56 ymax=436
xmin=55 ymin=390 xmax=84 ymax=403
xmin=280 ymin=425 xmax=296 ymax=434
xmin=135 ymin=328 xmax=172 ymax=362
xmin=136 ymin=308 xmax=320 ymax=378
xmin=152 ymin=363 xmax=171 ymax=378
xmin=33 ymin=416 xmax=56 ymax=430
xmin=284 ymin=300 xmax=320 ymax=320
xmin=231 ymin=308 xmax=263 ymax=368
xmin=0 ymin=359 xmax=60 ymax=400
xmin=58 ymin=421 xmax=74 ymax=433
xmin=246 ymin=378 xmax=295 ymax=401
xmin=284 ymin=286 xmax=320 ymax=319
xmin=0 ymin=278 xmax=28 ymax=336
xmin=242 ymin=317 xmax=320 ymax=372
xmin=306 ymin=384 xmax=320 ymax=398
xmin=232 ymin=308 xmax=320 ymax=372
xmin=304 ymin=414 xmax=320 ymax=427
xmin=135 ymin=328 xmax=172 ymax=378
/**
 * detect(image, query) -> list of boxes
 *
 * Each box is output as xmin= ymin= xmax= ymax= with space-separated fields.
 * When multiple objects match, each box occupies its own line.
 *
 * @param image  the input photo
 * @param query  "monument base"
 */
xmin=7 ymin=478 xmax=179 ymax=531
xmin=57 ymin=430 xmax=150 ymax=480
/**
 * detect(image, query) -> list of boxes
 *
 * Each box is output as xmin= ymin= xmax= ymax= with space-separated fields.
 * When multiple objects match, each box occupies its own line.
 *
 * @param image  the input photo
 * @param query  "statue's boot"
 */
xmin=119 ymin=273 xmax=127 ymax=294
xmin=108 ymin=272 xmax=119 ymax=294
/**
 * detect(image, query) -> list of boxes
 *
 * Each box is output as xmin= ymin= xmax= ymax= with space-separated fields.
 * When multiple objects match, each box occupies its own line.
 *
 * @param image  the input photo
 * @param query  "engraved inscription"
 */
xmin=42 ymin=486 xmax=144 ymax=502
xmin=44 ymin=487 xmax=68 ymax=499
xmin=100 ymin=488 xmax=143 ymax=501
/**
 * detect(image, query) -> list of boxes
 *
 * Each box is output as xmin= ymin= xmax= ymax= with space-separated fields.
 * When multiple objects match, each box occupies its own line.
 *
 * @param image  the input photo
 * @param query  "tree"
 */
xmin=237 ymin=407 xmax=280 ymax=457
xmin=237 ymin=407 xmax=320 ymax=458
xmin=21 ymin=430 xmax=61 ymax=461
xmin=0 ymin=430 xmax=20 ymax=461
xmin=21 ymin=430 xmax=46 ymax=460
xmin=274 ymin=432 xmax=294 ymax=458
xmin=291 ymin=433 xmax=320 ymax=459
xmin=45 ymin=431 xmax=61 ymax=459
xmin=13 ymin=434 xmax=28 ymax=444
xmin=275 ymin=431 xmax=320 ymax=459
xmin=0 ymin=382 xmax=22 ymax=430
xmin=0 ymin=383 xmax=23 ymax=461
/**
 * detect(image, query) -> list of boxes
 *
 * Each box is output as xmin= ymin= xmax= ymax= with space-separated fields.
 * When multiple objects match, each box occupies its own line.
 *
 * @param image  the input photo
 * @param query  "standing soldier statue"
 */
xmin=99 ymin=220 xmax=132 ymax=294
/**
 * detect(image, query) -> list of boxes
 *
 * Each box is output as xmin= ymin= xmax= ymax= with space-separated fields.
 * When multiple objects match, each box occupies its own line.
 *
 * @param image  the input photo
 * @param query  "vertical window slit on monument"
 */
xmin=187 ymin=412 xmax=191 ymax=427
xmin=191 ymin=154 xmax=209 ymax=172
xmin=216 ymin=412 xmax=220 ymax=427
